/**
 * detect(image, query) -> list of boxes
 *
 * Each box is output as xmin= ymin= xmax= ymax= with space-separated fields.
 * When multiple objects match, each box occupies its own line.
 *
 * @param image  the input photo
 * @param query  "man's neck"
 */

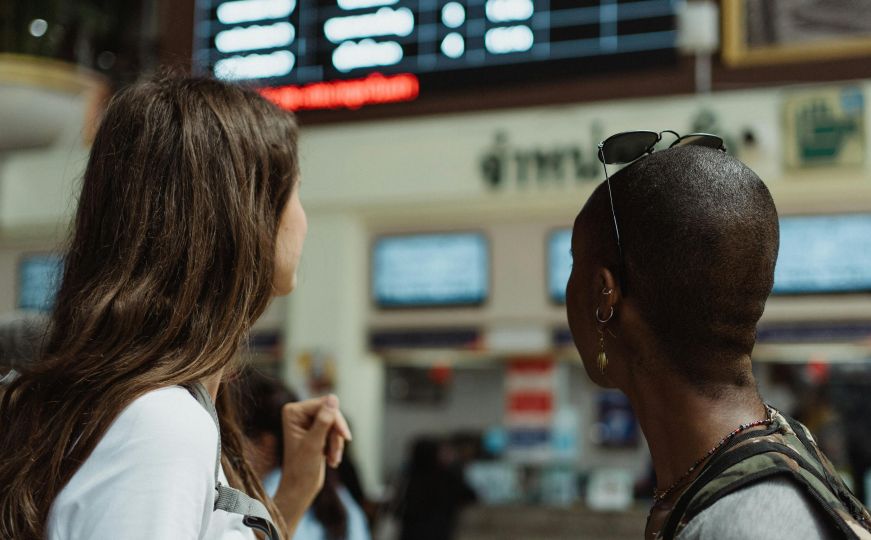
xmin=624 ymin=357 xmax=766 ymax=497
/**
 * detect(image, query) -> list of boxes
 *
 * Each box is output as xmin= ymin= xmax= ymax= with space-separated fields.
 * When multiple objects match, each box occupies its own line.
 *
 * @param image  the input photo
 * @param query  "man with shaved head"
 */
xmin=566 ymin=142 xmax=870 ymax=539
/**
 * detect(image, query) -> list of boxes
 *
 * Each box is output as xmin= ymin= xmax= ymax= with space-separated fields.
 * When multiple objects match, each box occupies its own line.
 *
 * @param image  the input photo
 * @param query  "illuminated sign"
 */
xmin=259 ymin=72 xmax=419 ymax=110
xmin=194 ymin=0 xmax=677 ymax=110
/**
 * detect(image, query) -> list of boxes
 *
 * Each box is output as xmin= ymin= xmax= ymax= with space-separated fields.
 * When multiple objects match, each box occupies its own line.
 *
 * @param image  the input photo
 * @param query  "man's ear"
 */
xmin=595 ymin=267 xmax=621 ymax=314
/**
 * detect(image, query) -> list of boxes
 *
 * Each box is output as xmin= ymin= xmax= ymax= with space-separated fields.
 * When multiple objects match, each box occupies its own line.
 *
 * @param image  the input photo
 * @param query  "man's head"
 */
xmin=566 ymin=145 xmax=779 ymax=390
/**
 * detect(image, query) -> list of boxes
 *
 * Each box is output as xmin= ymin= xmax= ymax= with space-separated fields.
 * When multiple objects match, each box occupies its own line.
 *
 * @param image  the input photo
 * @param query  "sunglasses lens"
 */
xmin=600 ymin=131 xmax=660 ymax=164
xmin=670 ymin=134 xmax=725 ymax=151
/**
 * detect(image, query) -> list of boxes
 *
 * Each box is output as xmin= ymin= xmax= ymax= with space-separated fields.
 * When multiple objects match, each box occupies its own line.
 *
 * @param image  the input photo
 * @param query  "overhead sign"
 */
xmin=478 ymin=109 xmax=747 ymax=190
xmin=193 ymin=0 xmax=678 ymax=109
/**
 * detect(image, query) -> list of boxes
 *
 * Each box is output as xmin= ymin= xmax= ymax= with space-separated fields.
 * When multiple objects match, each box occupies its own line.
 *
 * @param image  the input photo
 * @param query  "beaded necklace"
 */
xmin=652 ymin=407 xmax=774 ymax=503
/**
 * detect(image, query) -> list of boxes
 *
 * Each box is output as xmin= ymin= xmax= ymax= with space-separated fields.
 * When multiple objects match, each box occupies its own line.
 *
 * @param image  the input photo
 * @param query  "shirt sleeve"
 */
xmin=49 ymin=387 xmax=219 ymax=540
xmin=676 ymin=476 xmax=840 ymax=540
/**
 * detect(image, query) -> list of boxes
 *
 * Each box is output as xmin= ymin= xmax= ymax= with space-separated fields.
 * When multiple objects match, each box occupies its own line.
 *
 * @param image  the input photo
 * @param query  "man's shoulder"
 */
xmin=677 ymin=476 xmax=838 ymax=540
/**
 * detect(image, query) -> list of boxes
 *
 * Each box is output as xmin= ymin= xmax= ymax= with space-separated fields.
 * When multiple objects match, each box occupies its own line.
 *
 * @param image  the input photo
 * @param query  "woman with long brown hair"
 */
xmin=0 ymin=74 xmax=351 ymax=539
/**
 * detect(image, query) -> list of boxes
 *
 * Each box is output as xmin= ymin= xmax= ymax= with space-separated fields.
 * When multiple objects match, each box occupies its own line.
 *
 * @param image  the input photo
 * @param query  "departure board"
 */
xmin=193 ymin=0 xmax=678 ymax=109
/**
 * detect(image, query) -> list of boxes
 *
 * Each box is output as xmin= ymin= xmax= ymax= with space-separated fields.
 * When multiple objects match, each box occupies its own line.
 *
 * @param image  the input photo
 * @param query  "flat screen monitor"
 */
xmin=548 ymin=228 xmax=572 ymax=303
xmin=774 ymin=214 xmax=871 ymax=294
xmin=373 ymin=232 xmax=488 ymax=308
xmin=18 ymin=254 xmax=63 ymax=312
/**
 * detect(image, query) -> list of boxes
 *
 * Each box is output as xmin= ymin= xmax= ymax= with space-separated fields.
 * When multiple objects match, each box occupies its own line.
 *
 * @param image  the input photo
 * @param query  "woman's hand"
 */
xmin=272 ymin=395 xmax=352 ymax=530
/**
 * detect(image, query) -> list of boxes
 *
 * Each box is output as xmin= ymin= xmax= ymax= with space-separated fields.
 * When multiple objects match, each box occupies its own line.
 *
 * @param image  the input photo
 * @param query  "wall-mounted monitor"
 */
xmin=774 ymin=214 xmax=871 ymax=295
xmin=548 ymin=228 xmax=572 ymax=304
xmin=373 ymin=232 xmax=489 ymax=308
xmin=18 ymin=254 xmax=63 ymax=312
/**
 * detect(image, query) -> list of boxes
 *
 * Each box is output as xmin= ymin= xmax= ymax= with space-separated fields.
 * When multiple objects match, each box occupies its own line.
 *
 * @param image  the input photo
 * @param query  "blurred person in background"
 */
xmin=235 ymin=367 xmax=372 ymax=540
xmin=0 ymin=314 xmax=47 ymax=386
xmin=397 ymin=437 xmax=477 ymax=540
xmin=0 ymin=74 xmax=351 ymax=540
xmin=0 ymin=314 xmax=47 ymax=371
xmin=566 ymin=140 xmax=871 ymax=539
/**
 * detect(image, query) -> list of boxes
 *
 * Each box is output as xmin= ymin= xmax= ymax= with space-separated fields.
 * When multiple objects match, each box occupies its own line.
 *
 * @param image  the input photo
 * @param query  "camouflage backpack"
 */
xmin=660 ymin=407 xmax=871 ymax=539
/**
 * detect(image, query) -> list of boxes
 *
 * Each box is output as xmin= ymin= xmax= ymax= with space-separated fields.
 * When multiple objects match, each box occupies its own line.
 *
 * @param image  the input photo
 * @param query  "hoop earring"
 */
xmin=596 ymin=307 xmax=614 ymax=324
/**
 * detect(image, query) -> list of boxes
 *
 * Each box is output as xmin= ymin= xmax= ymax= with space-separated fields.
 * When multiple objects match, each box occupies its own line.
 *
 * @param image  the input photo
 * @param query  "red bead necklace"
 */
xmin=652 ymin=408 xmax=774 ymax=503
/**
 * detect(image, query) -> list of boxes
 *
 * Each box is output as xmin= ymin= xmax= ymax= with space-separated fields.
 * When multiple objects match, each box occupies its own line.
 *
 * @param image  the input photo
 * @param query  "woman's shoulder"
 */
xmin=110 ymin=386 xmax=218 ymax=454
xmin=48 ymin=386 xmax=222 ymax=539
xmin=60 ymin=385 xmax=219 ymax=489
xmin=121 ymin=386 xmax=215 ymax=430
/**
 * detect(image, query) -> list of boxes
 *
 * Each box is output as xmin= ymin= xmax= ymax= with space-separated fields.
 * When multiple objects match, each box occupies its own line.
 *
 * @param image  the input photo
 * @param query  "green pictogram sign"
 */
xmin=784 ymin=86 xmax=865 ymax=169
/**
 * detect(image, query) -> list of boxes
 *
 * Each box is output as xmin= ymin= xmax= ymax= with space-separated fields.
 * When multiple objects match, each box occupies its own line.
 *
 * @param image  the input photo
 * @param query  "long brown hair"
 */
xmin=0 ymin=74 xmax=298 ymax=539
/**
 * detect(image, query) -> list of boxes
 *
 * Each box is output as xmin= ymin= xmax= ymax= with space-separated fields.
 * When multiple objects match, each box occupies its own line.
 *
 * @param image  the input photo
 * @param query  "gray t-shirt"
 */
xmin=676 ymin=476 xmax=838 ymax=539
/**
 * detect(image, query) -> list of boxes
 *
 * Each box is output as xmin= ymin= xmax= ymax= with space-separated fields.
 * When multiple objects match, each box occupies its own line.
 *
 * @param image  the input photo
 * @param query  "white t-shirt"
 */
xmin=47 ymin=386 xmax=255 ymax=540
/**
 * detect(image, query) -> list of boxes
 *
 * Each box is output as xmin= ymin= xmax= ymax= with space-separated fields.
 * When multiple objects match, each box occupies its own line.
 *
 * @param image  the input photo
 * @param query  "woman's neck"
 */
xmin=202 ymin=369 xmax=224 ymax=400
xmin=623 ymin=356 xmax=766 ymax=497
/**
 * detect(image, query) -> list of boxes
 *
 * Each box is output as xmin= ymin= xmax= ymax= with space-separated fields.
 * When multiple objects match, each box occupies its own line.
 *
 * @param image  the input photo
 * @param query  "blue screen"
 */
xmin=373 ymin=233 xmax=489 ymax=307
xmin=18 ymin=254 xmax=63 ymax=312
xmin=774 ymin=214 xmax=871 ymax=294
xmin=548 ymin=229 xmax=573 ymax=303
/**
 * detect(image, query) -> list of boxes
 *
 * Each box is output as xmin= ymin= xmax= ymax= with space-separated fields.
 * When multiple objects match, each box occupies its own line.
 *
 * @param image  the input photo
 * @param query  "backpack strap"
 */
xmin=783 ymin=416 xmax=871 ymax=530
xmin=189 ymin=382 xmax=281 ymax=540
xmin=661 ymin=438 xmax=865 ymax=539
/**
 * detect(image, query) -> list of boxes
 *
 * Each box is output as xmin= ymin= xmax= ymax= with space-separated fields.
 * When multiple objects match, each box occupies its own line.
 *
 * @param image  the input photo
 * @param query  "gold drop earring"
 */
xmin=596 ymin=288 xmax=615 ymax=374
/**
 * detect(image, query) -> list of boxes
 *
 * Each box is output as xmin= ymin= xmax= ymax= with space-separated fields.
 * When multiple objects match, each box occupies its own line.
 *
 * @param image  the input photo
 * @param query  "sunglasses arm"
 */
xmin=599 ymin=148 xmax=627 ymax=292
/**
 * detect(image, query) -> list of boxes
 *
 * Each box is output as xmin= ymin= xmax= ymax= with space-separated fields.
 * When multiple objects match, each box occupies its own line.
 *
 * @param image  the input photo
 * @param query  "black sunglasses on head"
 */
xmin=596 ymin=130 xmax=726 ymax=292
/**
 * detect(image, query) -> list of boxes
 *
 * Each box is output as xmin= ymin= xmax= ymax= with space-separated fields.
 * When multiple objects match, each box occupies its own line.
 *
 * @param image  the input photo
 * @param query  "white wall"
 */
xmin=299 ymin=84 xmax=871 ymax=213
xmin=285 ymin=213 xmax=385 ymax=493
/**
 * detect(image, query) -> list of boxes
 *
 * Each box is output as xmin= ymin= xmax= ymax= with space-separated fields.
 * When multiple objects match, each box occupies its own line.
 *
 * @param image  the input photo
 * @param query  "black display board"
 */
xmin=193 ymin=0 xmax=678 ymax=109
